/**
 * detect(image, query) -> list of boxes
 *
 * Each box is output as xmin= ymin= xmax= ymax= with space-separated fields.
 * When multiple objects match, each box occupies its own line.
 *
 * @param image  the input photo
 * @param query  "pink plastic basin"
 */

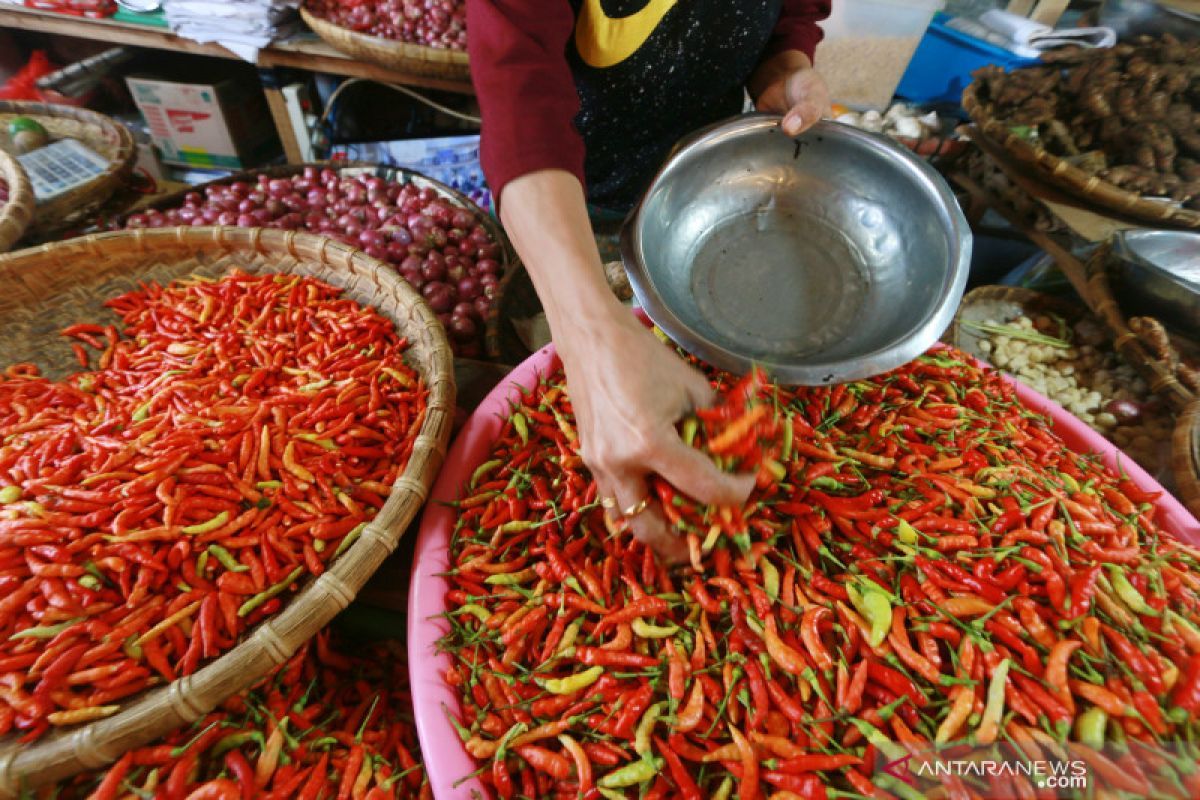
xmin=408 ymin=342 xmax=1200 ymax=800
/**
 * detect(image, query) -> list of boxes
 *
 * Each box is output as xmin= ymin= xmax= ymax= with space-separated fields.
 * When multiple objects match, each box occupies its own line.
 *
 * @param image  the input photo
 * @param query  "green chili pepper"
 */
xmin=0 ymin=485 xmax=19 ymax=504
xmin=760 ymin=556 xmax=780 ymax=602
xmin=710 ymin=776 xmax=734 ymax=800
xmin=256 ymin=480 xmax=283 ymax=490
xmin=237 ymin=566 xmax=304 ymax=617
xmin=182 ymin=510 xmax=230 ymax=535
xmin=454 ymin=604 xmax=491 ymax=624
xmin=211 ymin=731 xmax=265 ymax=757
xmin=811 ymin=475 xmax=842 ymax=491
xmin=780 ymin=412 xmax=794 ymax=462
xmin=631 ymin=619 xmax=679 ymax=639
xmin=848 ymin=583 xmax=892 ymax=647
xmin=123 ymin=634 xmax=143 ymax=660
xmin=196 ymin=551 xmax=209 ymax=575
xmin=538 ymin=666 xmax=603 ymax=695
xmin=131 ymin=401 xmax=152 ymax=422
xmin=681 ymin=417 xmax=699 ymax=448
xmin=554 ymin=618 xmax=584 ymax=659
xmin=470 ymin=459 xmax=503 ymax=489
xmin=208 ymin=544 xmax=248 ymax=573
xmin=78 ymin=574 xmax=101 ymax=591
xmin=513 ymin=413 xmax=529 ymax=445
xmin=1108 ymin=567 xmax=1156 ymax=616
xmin=1075 ymin=706 xmax=1107 ymax=750
xmin=895 ymin=519 xmax=920 ymax=545
xmin=485 ymin=569 xmax=535 ymax=585
xmin=634 ymin=702 xmax=665 ymax=757
xmin=597 ymin=757 xmax=663 ymax=788
xmin=333 ymin=523 xmax=366 ymax=559
xmin=9 ymin=616 xmax=84 ymax=640
xmin=295 ymin=433 xmax=337 ymax=451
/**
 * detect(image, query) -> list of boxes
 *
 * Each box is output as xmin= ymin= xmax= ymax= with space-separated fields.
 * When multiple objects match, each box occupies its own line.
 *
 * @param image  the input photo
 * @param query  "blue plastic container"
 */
xmin=896 ymin=13 xmax=1040 ymax=107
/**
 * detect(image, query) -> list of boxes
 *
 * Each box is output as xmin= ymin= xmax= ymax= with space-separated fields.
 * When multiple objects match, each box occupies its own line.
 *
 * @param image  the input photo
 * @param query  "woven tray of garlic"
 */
xmin=947 ymin=290 xmax=1175 ymax=478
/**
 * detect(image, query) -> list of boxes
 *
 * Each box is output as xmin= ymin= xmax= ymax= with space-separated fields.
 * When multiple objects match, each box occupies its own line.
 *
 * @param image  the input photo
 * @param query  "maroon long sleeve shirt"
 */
xmin=468 ymin=0 xmax=831 ymax=212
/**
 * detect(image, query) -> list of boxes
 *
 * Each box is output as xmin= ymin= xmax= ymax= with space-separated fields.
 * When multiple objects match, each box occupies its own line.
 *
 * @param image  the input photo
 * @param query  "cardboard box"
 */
xmin=126 ymin=73 xmax=280 ymax=170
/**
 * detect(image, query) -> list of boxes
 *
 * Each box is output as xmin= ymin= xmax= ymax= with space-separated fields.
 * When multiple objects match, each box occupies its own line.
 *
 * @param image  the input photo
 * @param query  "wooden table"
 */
xmin=0 ymin=4 xmax=474 ymax=163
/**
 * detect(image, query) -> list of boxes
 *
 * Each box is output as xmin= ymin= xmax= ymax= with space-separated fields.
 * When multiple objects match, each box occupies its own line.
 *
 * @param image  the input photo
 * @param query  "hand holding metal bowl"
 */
xmin=620 ymin=114 xmax=971 ymax=384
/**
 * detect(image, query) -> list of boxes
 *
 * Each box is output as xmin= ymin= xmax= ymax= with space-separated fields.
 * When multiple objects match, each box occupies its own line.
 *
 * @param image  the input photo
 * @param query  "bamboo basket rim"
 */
xmin=0 ymin=100 xmax=135 ymax=237
xmin=0 ymin=149 xmax=33 ymax=253
xmin=944 ymin=284 xmax=1086 ymax=357
xmin=0 ymin=227 xmax=455 ymax=794
xmin=112 ymin=161 xmax=506 ymax=261
xmin=300 ymin=6 xmax=469 ymax=80
xmin=962 ymin=80 xmax=1200 ymax=230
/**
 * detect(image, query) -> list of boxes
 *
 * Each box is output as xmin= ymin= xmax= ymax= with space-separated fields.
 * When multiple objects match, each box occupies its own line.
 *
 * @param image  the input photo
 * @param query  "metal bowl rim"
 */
xmin=620 ymin=114 xmax=972 ymax=384
xmin=1112 ymin=229 xmax=1200 ymax=291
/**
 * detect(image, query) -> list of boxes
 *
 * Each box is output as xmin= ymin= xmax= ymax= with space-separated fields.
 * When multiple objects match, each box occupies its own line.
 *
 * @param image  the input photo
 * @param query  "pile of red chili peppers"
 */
xmin=0 ymin=272 xmax=427 ymax=739
xmin=440 ymin=348 xmax=1200 ymax=800
xmin=51 ymin=630 xmax=428 ymax=800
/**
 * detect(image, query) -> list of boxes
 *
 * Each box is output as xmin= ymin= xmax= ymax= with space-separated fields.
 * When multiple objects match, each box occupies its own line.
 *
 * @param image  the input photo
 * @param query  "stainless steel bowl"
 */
xmin=1100 ymin=0 xmax=1200 ymax=41
xmin=620 ymin=115 xmax=972 ymax=384
xmin=1111 ymin=229 xmax=1200 ymax=337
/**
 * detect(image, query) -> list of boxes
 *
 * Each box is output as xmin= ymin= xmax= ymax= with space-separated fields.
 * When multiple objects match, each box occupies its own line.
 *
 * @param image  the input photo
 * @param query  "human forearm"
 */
xmin=498 ymin=169 xmax=624 ymax=358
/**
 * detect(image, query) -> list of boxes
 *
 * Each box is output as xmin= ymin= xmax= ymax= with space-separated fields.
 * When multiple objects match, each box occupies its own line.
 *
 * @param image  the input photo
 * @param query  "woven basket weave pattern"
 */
xmin=962 ymin=82 xmax=1200 ymax=230
xmin=0 ymin=101 xmax=135 ymax=238
xmin=0 ymin=150 xmax=33 ymax=253
xmin=300 ymin=6 xmax=470 ymax=81
xmin=0 ymin=227 xmax=454 ymax=794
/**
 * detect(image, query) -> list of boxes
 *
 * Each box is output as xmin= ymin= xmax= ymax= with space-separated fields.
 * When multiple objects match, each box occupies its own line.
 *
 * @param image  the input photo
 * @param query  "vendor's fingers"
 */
xmin=626 ymin=504 xmax=688 ymax=565
xmin=605 ymin=474 xmax=685 ymax=563
xmin=782 ymin=98 xmax=825 ymax=136
xmin=677 ymin=363 xmax=717 ymax=411
xmin=782 ymin=71 xmax=830 ymax=136
xmin=649 ymin=431 xmax=756 ymax=508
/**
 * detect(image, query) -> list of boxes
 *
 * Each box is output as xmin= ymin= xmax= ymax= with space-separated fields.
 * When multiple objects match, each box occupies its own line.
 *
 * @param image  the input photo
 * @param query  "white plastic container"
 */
xmin=815 ymin=0 xmax=946 ymax=110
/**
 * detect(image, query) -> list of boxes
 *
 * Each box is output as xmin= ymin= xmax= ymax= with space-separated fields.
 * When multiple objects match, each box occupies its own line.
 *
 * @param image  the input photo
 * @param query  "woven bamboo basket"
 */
xmin=300 ymin=6 xmax=470 ymax=81
xmin=1174 ymin=400 xmax=1200 ymax=521
xmin=0 ymin=227 xmax=455 ymax=793
xmin=962 ymin=80 xmax=1200 ymax=230
xmin=0 ymin=149 xmax=33 ymax=252
xmin=943 ymin=284 xmax=1085 ymax=361
xmin=0 ymin=101 xmax=135 ymax=238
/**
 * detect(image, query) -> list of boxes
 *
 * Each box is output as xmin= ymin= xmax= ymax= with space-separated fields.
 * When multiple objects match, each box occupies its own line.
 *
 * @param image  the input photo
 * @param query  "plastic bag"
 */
xmin=0 ymin=51 xmax=58 ymax=101
xmin=24 ymin=0 xmax=117 ymax=18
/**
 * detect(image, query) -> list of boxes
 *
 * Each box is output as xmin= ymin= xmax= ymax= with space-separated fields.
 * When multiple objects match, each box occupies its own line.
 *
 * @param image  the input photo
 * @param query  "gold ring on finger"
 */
xmin=621 ymin=497 xmax=650 ymax=518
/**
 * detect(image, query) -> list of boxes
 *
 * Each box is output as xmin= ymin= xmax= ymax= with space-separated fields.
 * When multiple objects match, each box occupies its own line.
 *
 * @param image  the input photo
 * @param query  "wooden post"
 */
xmin=1030 ymin=0 xmax=1070 ymax=27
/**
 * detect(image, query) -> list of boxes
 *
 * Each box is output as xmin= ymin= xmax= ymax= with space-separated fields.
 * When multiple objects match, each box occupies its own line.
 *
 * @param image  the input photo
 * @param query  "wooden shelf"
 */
xmin=0 ymin=5 xmax=474 ymax=93
xmin=1 ymin=4 xmax=474 ymax=164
